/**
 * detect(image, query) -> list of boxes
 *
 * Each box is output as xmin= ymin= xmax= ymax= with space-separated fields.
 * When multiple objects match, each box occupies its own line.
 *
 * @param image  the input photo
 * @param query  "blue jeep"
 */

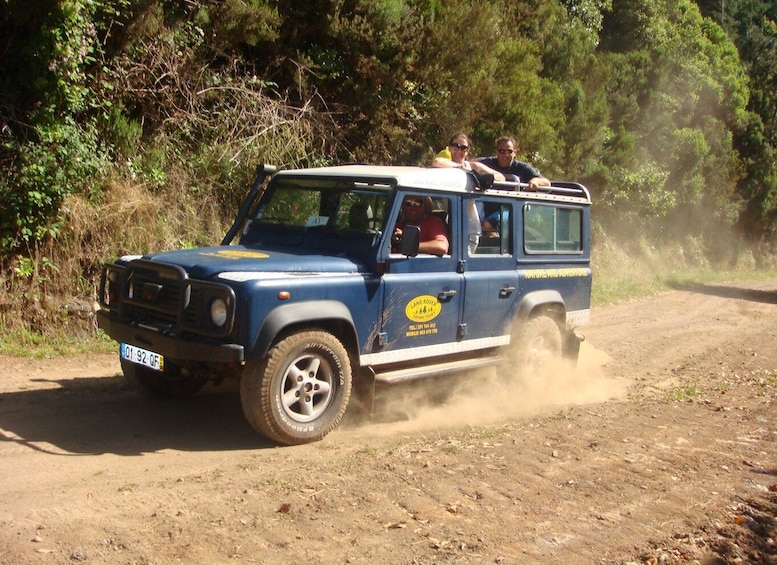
xmin=97 ymin=164 xmax=592 ymax=445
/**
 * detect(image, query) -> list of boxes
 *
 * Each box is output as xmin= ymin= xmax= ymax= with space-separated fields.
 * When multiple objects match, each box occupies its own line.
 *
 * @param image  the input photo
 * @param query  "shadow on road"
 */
xmin=0 ymin=375 xmax=278 ymax=455
xmin=668 ymin=280 xmax=777 ymax=304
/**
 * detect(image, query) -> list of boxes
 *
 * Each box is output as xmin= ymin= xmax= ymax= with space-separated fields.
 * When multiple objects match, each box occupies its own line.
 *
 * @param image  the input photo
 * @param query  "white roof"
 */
xmin=274 ymin=164 xmax=591 ymax=203
xmin=275 ymin=165 xmax=474 ymax=193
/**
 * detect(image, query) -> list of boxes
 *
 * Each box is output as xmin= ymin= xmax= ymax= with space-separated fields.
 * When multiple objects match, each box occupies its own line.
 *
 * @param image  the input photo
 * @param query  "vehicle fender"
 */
xmin=249 ymin=301 xmax=356 ymax=360
xmin=513 ymin=290 xmax=566 ymax=325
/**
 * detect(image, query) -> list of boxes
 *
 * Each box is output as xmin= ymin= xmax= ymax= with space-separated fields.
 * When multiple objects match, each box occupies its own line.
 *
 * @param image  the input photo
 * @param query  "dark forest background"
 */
xmin=1 ymin=0 xmax=776 ymax=333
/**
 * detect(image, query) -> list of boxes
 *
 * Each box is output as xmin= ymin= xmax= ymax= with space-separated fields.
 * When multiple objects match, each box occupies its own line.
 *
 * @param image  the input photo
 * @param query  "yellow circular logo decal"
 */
xmin=405 ymin=295 xmax=442 ymax=323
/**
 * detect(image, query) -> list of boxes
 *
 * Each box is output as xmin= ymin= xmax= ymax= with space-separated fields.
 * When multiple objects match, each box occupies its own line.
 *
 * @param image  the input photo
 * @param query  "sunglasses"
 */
xmin=449 ymin=143 xmax=469 ymax=151
xmin=497 ymin=148 xmax=515 ymax=155
xmin=403 ymin=199 xmax=423 ymax=207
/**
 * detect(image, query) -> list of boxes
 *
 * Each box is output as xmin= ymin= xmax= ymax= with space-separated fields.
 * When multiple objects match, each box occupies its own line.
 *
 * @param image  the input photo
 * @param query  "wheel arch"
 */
xmin=248 ymin=301 xmax=358 ymax=361
xmin=514 ymin=290 xmax=566 ymax=327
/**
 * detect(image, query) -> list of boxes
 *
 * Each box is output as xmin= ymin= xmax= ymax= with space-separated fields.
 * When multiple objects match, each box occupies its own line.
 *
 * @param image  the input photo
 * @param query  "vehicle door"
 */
xmin=460 ymin=195 xmax=519 ymax=340
xmin=380 ymin=193 xmax=464 ymax=354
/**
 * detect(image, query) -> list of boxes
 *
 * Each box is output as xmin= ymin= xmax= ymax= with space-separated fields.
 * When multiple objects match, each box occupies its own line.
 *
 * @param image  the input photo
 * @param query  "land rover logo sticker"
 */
xmin=405 ymin=295 xmax=442 ymax=323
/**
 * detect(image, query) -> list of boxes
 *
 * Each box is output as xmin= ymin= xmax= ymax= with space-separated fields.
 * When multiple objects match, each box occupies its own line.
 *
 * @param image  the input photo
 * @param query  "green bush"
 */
xmin=1 ymin=118 xmax=109 ymax=250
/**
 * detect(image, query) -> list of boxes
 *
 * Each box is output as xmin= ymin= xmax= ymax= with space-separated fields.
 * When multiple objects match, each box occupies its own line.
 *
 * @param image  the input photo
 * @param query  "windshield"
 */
xmin=242 ymin=177 xmax=390 ymax=250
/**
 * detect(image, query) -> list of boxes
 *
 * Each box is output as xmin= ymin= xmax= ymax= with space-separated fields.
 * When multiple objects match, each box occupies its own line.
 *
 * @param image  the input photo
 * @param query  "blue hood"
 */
xmin=144 ymin=245 xmax=369 ymax=279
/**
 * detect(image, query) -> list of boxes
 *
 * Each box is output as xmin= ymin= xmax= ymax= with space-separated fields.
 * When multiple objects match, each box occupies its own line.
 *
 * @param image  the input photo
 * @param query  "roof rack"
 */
xmin=489 ymin=179 xmax=591 ymax=200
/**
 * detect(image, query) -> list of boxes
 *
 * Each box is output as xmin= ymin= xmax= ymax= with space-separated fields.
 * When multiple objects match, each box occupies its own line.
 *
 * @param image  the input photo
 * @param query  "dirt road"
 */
xmin=1 ymin=280 xmax=776 ymax=564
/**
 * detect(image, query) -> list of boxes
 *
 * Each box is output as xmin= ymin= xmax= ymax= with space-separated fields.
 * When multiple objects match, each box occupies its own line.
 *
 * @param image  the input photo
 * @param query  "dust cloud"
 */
xmin=345 ymin=342 xmax=627 ymax=439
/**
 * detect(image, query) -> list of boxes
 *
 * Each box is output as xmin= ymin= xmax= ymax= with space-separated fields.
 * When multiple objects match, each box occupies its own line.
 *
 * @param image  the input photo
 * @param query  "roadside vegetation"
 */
xmin=1 ymin=0 xmax=776 ymax=349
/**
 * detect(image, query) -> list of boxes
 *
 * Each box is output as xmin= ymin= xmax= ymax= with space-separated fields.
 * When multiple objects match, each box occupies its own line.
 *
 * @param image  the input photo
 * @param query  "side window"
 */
xmin=428 ymin=197 xmax=451 ymax=254
xmin=391 ymin=194 xmax=451 ymax=255
xmin=429 ymin=197 xmax=451 ymax=234
xmin=523 ymin=204 xmax=582 ymax=253
xmin=472 ymin=201 xmax=512 ymax=255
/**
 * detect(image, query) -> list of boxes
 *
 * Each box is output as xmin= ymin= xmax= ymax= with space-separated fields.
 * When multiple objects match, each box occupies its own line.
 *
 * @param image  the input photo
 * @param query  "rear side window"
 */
xmin=523 ymin=203 xmax=582 ymax=253
xmin=472 ymin=201 xmax=512 ymax=255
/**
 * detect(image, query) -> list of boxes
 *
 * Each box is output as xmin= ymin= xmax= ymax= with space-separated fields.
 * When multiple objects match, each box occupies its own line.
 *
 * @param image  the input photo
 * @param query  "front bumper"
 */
xmin=97 ymin=310 xmax=245 ymax=363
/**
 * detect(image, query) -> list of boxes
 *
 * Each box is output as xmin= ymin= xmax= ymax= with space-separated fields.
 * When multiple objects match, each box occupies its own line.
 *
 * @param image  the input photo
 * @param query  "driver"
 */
xmin=392 ymin=196 xmax=448 ymax=256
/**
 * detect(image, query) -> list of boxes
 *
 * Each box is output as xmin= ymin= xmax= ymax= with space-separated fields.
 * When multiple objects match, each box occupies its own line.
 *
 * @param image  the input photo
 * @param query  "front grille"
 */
xmin=120 ymin=261 xmax=188 ymax=331
xmin=183 ymin=285 xmax=205 ymax=329
xmin=113 ymin=259 xmax=235 ymax=338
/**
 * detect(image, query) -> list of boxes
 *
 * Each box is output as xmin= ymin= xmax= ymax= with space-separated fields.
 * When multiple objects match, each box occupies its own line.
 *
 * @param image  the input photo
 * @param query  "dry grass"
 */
xmin=0 ymin=178 xmax=230 ymax=344
xmin=591 ymin=234 xmax=777 ymax=306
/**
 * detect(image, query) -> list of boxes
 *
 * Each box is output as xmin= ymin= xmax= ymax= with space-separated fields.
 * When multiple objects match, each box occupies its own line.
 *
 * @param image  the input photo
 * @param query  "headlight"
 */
xmin=210 ymin=298 xmax=228 ymax=327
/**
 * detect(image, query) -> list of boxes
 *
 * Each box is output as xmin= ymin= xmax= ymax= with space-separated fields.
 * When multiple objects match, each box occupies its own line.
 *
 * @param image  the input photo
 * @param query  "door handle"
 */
xmin=438 ymin=290 xmax=457 ymax=301
xmin=499 ymin=286 xmax=516 ymax=298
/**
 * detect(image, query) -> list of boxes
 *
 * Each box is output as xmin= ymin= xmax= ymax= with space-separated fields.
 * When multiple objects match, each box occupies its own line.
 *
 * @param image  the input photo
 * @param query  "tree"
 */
xmin=598 ymin=0 xmax=748 ymax=245
xmin=695 ymin=0 xmax=777 ymax=240
xmin=0 ymin=0 xmax=123 ymax=251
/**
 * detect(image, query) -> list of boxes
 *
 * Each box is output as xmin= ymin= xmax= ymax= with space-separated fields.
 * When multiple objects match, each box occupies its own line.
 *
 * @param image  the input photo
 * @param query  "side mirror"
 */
xmin=401 ymin=225 xmax=420 ymax=257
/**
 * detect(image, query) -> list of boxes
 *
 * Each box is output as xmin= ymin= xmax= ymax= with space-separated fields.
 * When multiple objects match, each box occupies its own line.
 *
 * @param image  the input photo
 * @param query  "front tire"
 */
xmin=120 ymin=358 xmax=208 ymax=399
xmin=240 ymin=330 xmax=352 ymax=445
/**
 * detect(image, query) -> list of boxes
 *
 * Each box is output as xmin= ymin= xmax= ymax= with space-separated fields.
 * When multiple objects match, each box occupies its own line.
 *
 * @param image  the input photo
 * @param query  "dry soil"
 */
xmin=1 ymin=280 xmax=776 ymax=564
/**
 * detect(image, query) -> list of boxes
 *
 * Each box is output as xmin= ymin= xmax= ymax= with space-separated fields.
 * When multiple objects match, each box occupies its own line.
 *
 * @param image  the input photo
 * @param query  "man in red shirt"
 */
xmin=392 ymin=196 xmax=449 ymax=256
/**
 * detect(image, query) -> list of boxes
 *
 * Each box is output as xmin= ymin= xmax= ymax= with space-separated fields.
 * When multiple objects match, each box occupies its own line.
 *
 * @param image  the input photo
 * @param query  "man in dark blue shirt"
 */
xmin=476 ymin=136 xmax=550 ymax=191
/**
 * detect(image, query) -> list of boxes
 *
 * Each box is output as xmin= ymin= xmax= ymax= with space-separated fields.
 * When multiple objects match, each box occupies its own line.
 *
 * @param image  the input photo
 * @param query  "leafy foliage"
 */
xmin=0 ymin=0 xmax=120 ymax=251
xmin=0 ymin=0 xmax=775 ymax=331
xmin=598 ymin=0 xmax=747 ymax=242
xmin=696 ymin=0 xmax=777 ymax=239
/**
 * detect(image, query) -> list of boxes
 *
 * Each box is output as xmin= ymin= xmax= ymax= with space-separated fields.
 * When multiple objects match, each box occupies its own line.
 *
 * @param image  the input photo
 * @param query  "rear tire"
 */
xmin=510 ymin=316 xmax=563 ymax=381
xmin=120 ymin=358 xmax=208 ymax=399
xmin=240 ymin=330 xmax=352 ymax=445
